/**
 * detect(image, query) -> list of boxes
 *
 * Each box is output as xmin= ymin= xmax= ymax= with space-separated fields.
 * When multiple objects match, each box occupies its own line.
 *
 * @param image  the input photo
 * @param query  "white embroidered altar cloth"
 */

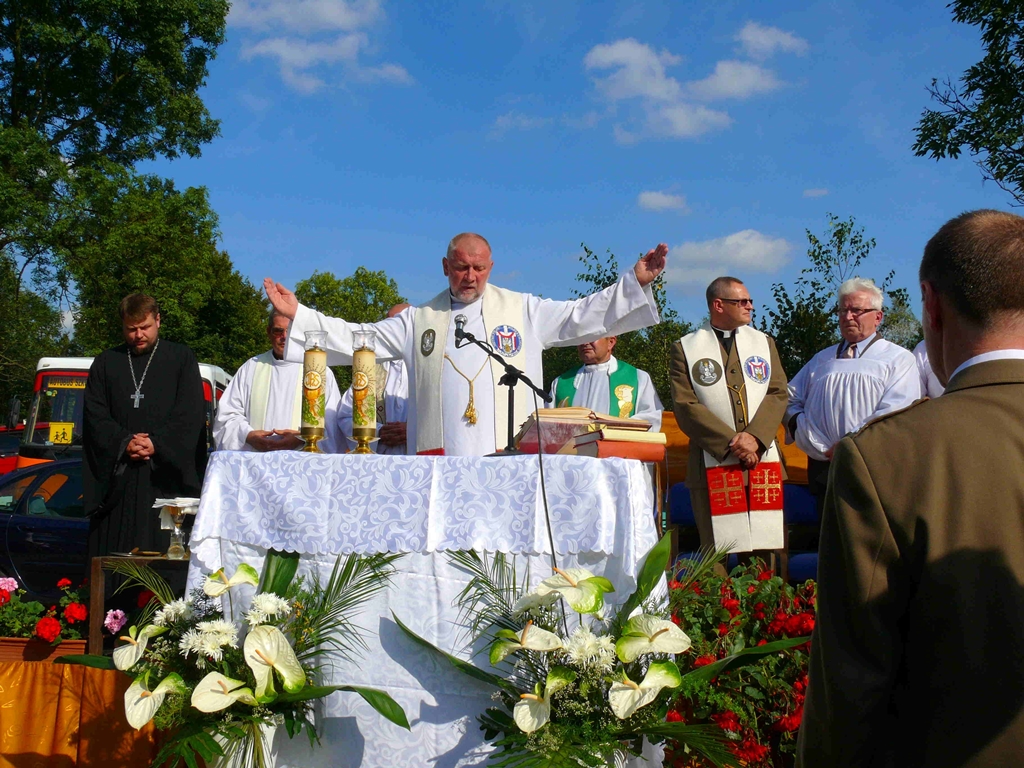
xmin=188 ymin=452 xmax=660 ymax=767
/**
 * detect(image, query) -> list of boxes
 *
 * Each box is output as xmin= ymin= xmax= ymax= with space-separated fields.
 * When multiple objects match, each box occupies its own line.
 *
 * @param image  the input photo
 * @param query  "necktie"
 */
xmin=843 ymin=343 xmax=858 ymax=359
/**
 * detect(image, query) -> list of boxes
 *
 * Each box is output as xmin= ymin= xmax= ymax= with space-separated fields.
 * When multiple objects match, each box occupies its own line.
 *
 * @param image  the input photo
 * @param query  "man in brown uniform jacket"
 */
xmin=669 ymin=276 xmax=788 ymax=553
xmin=798 ymin=209 xmax=1024 ymax=767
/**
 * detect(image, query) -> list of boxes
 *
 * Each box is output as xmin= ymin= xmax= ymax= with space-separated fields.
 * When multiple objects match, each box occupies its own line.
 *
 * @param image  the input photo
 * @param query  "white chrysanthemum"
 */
xmin=179 ymin=628 xmax=202 ymax=657
xmin=153 ymin=598 xmax=192 ymax=627
xmin=244 ymin=593 xmax=291 ymax=627
xmin=564 ymin=625 xmax=616 ymax=673
xmin=197 ymin=619 xmax=239 ymax=647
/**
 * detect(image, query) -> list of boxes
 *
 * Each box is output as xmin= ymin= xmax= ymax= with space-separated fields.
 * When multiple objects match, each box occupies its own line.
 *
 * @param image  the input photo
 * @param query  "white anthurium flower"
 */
xmin=490 ymin=620 xmax=564 ymax=666
xmin=203 ymin=563 xmax=260 ymax=597
xmin=608 ymin=661 xmax=682 ymax=720
xmin=511 ymin=588 xmax=560 ymax=615
xmin=513 ymin=666 xmax=577 ymax=734
xmin=191 ymin=672 xmax=258 ymax=713
xmin=124 ymin=673 xmax=187 ymax=729
xmin=243 ymin=625 xmax=306 ymax=701
xmin=540 ymin=567 xmax=615 ymax=614
xmin=113 ymin=624 xmax=168 ymax=671
xmin=615 ymin=614 xmax=692 ymax=663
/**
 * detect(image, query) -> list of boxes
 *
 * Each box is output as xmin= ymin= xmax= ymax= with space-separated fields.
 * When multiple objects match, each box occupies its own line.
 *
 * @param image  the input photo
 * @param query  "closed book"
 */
xmin=573 ymin=429 xmax=667 ymax=446
xmin=572 ymin=440 xmax=666 ymax=462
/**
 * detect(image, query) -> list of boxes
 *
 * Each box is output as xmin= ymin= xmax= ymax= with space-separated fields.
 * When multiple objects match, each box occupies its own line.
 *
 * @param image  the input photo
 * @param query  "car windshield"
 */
xmin=24 ymin=374 xmax=87 ymax=446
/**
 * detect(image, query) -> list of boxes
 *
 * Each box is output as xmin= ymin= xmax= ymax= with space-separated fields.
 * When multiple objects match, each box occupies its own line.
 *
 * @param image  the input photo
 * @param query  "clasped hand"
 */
xmin=728 ymin=432 xmax=761 ymax=470
xmin=378 ymin=421 xmax=407 ymax=447
xmin=246 ymin=429 xmax=304 ymax=452
xmin=126 ymin=433 xmax=154 ymax=461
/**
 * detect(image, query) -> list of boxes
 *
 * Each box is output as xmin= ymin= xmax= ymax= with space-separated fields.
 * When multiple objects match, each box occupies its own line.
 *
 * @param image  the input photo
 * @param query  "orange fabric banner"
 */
xmin=0 ymin=662 xmax=157 ymax=767
xmin=748 ymin=462 xmax=784 ymax=511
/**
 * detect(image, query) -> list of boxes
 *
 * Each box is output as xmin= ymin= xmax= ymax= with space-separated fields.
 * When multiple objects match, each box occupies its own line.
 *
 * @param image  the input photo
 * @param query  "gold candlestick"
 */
xmin=351 ymin=329 xmax=377 ymax=454
xmin=301 ymin=331 xmax=328 ymax=453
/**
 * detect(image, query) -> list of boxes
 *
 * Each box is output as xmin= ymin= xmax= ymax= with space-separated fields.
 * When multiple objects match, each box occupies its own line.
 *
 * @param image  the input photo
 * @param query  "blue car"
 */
xmin=0 ymin=459 xmax=89 ymax=600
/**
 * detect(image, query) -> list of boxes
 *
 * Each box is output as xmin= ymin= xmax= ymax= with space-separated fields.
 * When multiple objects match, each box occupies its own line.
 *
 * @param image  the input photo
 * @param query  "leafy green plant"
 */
xmin=0 ymin=576 xmax=88 ymax=643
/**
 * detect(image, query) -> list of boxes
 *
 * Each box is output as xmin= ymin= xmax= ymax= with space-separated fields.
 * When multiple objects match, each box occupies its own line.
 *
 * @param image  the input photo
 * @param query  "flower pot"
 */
xmin=0 ymin=637 xmax=87 ymax=662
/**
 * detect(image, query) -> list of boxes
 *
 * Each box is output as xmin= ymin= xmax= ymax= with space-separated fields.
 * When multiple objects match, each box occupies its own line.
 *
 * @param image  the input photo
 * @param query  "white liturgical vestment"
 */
xmin=338 ymin=359 xmax=409 ymax=455
xmin=785 ymin=335 xmax=921 ymax=461
xmin=213 ymin=351 xmax=344 ymax=453
xmin=285 ymin=271 xmax=660 ymax=457
xmin=913 ymin=340 xmax=945 ymax=398
xmin=545 ymin=355 xmax=663 ymax=431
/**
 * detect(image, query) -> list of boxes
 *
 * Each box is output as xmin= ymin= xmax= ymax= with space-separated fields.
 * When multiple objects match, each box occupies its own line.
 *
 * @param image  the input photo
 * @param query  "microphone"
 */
xmin=454 ymin=314 xmax=468 ymax=343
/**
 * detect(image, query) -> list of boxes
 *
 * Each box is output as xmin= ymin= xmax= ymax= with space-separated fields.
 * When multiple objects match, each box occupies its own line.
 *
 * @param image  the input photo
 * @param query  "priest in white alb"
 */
xmin=264 ymin=233 xmax=668 ymax=457
xmin=547 ymin=336 xmax=663 ymax=430
xmin=213 ymin=310 xmax=344 ymax=453
xmin=786 ymin=277 xmax=921 ymax=514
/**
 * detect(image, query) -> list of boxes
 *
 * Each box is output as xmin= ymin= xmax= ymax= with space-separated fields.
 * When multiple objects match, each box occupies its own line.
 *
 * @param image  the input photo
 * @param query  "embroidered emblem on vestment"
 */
xmin=491 ymin=325 xmax=522 ymax=357
xmin=744 ymin=355 xmax=770 ymax=384
xmin=692 ymin=358 xmax=723 ymax=386
xmin=420 ymin=329 xmax=435 ymax=356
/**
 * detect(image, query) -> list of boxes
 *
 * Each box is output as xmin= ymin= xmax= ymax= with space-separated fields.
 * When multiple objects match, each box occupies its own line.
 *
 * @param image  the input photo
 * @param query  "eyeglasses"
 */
xmin=268 ymin=328 xmax=288 ymax=336
xmin=718 ymin=298 xmax=754 ymax=307
xmin=835 ymin=307 xmax=879 ymax=319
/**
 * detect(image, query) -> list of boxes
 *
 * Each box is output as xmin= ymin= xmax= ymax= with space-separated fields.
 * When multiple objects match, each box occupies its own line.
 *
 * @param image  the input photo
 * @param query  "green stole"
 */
xmin=554 ymin=359 xmax=639 ymax=418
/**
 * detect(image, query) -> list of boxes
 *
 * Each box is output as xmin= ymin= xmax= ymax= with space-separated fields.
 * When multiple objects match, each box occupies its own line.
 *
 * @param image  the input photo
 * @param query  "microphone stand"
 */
xmin=455 ymin=329 xmax=551 ymax=452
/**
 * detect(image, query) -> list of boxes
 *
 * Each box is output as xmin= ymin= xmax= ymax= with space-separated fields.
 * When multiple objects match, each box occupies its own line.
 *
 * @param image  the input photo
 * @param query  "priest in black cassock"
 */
xmin=83 ymin=294 xmax=207 ymax=559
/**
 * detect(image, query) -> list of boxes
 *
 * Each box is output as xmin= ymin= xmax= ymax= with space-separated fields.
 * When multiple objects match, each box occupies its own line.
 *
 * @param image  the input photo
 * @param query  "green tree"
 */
xmin=69 ymin=172 xmax=267 ymax=372
xmin=913 ymin=0 xmax=1024 ymax=204
xmin=761 ymin=213 xmax=920 ymax=377
xmin=0 ymin=0 xmax=229 ymax=299
xmin=294 ymin=267 xmax=407 ymax=389
xmin=0 ymin=254 xmax=69 ymax=424
xmin=542 ymin=244 xmax=691 ymax=407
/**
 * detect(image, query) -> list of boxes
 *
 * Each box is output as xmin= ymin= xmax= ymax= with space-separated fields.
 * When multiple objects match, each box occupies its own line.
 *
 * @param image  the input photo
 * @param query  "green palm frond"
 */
xmin=449 ymin=550 xmax=525 ymax=640
xmin=105 ymin=560 xmax=176 ymax=606
xmin=672 ymin=545 xmax=731 ymax=590
xmin=290 ymin=553 xmax=403 ymax=667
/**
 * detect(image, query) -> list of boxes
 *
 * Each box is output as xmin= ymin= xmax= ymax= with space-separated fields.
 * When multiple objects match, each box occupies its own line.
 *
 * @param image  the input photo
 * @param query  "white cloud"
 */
xmin=665 ymin=229 xmax=792 ymax=289
xmin=490 ymin=111 xmax=554 ymax=138
xmin=735 ymin=21 xmax=809 ymax=60
xmin=584 ymin=39 xmax=682 ymax=103
xmin=803 ymin=188 xmax=829 ymax=198
xmin=231 ymin=0 xmax=409 ymax=92
xmin=638 ymin=191 xmax=690 ymax=213
xmin=685 ymin=60 xmax=783 ymax=101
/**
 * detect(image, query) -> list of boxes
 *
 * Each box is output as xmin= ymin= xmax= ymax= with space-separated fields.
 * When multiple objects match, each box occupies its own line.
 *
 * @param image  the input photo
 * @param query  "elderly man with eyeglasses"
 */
xmin=785 ymin=277 xmax=920 ymax=515
xmin=213 ymin=309 xmax=344 ymax=452
xmin=670 ymin=276 xmax=789 ymax=557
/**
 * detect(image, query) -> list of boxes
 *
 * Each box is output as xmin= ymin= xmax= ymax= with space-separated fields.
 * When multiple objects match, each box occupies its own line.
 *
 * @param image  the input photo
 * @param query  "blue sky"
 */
xmin=142 ymin=0 xmax=1009 ymax=325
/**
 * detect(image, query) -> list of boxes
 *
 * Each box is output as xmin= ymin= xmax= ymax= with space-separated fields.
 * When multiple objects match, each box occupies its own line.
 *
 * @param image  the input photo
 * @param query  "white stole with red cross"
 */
xmin=679 ymin=324 xmax=784 ymax=552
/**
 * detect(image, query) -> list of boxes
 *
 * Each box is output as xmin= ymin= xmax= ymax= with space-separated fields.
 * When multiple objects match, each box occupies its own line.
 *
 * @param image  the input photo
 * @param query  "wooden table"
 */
xmin=88 ymin=555 xmax=190 ymax=653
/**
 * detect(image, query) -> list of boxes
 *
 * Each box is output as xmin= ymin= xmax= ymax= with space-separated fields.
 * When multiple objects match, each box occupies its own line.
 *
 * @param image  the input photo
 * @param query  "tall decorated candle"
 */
xmin=300 ymin=331 xmax=328 ymax=453
xmin=350 ymin=329 xmax=377 ymax=454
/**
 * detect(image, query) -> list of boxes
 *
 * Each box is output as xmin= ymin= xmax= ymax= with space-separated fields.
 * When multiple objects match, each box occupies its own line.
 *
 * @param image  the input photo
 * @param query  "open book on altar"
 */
xmin=514 ymin=407 xmax=652 ymax=454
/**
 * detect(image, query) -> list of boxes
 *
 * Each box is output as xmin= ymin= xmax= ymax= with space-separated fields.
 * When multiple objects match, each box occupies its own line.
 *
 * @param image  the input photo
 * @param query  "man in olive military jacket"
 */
xmin=798 ymin=209 xmax=1024 ymax=767
xmin=669 ymin=276 xmax=788 ymax=554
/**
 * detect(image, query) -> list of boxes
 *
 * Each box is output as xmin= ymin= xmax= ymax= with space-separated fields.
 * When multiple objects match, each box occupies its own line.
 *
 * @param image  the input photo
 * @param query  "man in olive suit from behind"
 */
xmin=797 ymin=209 xmax=1024 ymax=767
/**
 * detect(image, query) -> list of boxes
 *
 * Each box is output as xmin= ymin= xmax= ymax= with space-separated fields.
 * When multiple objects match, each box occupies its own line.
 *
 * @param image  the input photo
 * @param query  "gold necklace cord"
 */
xmin=444 ymin=353 xmax=489 ymax=425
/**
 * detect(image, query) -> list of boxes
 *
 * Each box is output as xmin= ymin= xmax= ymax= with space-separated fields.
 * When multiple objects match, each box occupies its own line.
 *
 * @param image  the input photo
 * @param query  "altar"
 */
xmin=189 ymin=451 xmax=660 ymax=767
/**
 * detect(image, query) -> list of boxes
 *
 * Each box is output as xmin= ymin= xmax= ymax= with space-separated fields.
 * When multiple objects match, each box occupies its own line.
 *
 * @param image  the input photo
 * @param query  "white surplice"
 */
xmin=285 ymin=271 xmax=660 ymax=457
xmin=785 ymin=336 xmax=921 ymax=461
xmin=212 ymin=351 xmax=344 ymax=453
xmin=338 ymin=359 xmax=409 ymax=455
xmin=913 ymin=340 xmax=945 ymax=398
xmin=545 ymin=355 xmax=664 ymax=430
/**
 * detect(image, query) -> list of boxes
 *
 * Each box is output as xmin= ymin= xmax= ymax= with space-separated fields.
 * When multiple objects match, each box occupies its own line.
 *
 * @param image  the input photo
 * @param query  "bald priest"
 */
xmin=265 ymin=233 xmax=668 ymax=457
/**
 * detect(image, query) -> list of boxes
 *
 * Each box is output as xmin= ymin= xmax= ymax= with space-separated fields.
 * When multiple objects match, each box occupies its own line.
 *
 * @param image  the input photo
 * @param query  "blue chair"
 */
xmin=668 ymin=483 xmax=696 ymax=527
xmin=788 ymin=553 xmax=818 ymax=583
xmin=783 ymin=484 xmax=818 ymax=526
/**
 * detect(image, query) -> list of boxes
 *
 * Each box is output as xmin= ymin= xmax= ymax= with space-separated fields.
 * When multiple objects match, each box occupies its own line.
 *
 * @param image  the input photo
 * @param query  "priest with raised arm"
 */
xmin=83 ymin=294 xmax=207 ymax=558
xmin=265 ymin=233 xmax=667 ymax=457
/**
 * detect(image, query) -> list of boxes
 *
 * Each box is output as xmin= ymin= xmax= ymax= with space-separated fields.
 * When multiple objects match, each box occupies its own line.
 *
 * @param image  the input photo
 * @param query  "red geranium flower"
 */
xmin=137 ymin=589 xmax=155 ymax=608
xmin=729 ymin=735 xmax=770 ymax=763
xmin=710 ymin=711 xmax=741 ymax=732
xmin=751 ymin=602 xmax=766 ymax=620
xmin=690 ymin=582 xmax=702 ymax=595
xmin=721 ymin=597 xmax=741 ymax=618
xmin=692 ymin=654 xmax=717 ymax=668
xmin=667 ymin=579 xmax=683 ymax=591
xmin=34 ymin=616 xmax=62 ymax=643
xmin=666 ymin=710 xmax=684 ymax=723
xmin=757 ymin=569 xmax=773 ymax=581
xmin=63 ymin=603 xmax=87 ymax=624
xmin=773 ymin=705 xmax=803 ymax=732
xmin=717 ymin=622 xmax=729 ymax=636
xmin=0 ymin=589 xmax=9 ymax=606
xmin=747 ymin=584 xmax=756 ymax=594
xmin=56 ymin=578 xmax=72 ymax=589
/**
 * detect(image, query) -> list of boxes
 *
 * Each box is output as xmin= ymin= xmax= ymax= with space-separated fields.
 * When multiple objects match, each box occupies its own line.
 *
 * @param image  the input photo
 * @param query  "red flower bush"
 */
xmin=34 ymin=616 xmax=62 ymax=643
xmin=664 ymin=557 xmax=816 ymax=768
